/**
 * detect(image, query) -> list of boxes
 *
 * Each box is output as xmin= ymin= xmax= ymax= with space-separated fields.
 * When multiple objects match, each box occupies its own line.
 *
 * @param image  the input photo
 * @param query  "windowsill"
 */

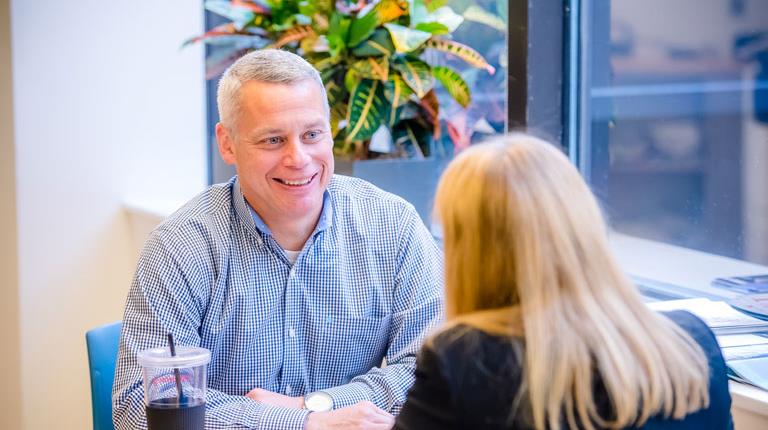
xmin=610 ymin=232 xmax=768 ymax=419
xmin=609 ymin=232 xmax=768 ymax=301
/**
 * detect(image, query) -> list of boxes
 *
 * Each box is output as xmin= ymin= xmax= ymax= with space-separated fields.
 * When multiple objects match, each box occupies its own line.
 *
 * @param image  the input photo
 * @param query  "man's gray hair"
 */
xmin=216 ymin=49 xmax=329 ymax=129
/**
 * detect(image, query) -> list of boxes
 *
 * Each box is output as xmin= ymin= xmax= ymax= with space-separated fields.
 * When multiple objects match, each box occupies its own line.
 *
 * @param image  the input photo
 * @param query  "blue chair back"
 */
xmin=86 ymin=321 xmax=122 ymax=430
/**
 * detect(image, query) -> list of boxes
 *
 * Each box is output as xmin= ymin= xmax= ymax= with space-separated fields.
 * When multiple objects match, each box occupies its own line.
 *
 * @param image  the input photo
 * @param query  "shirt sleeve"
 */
xmin=112 ymin=230 xmax=310 ymax=430
xmin=392 ymin=342 xmax=457 ymax=430
xmin=320 ymin=204 xmax=444 ymax=413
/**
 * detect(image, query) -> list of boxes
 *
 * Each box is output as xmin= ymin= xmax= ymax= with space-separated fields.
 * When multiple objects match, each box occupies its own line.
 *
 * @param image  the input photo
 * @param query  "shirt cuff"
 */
xmin=258 ymin=406 xmax=311 ymax=430
xmin=319 ymin=382 xmax=371 ymax=409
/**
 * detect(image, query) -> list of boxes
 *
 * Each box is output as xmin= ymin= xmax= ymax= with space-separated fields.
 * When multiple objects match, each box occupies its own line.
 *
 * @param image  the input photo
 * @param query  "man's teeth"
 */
xmin=282 ymin=177 xmax=312 ymax=186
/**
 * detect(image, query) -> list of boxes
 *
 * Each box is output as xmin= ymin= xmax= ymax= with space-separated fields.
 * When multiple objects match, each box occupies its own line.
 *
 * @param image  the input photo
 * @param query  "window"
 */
xmin=574 ymin=0 xmax=768 ymax=267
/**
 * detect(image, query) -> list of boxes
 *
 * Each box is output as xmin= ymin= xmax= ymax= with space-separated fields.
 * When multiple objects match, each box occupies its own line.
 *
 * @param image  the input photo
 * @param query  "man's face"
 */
xmin=216 ymin=79 xmax=334 ymax=225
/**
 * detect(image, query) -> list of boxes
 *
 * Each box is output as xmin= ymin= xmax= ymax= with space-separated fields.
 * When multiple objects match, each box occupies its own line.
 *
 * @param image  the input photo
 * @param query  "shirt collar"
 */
xmin=239 ymin=180 xmax=334 ymax=238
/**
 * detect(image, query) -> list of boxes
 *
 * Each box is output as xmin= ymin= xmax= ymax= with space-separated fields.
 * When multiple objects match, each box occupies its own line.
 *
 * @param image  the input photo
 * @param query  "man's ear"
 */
xmin=215 ymin=122 xmax=237 ymax=165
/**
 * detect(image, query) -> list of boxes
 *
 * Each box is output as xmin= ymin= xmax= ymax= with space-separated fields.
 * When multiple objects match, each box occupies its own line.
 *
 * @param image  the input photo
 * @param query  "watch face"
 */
xmin=306 ymin=392 xmax=333 ymax=412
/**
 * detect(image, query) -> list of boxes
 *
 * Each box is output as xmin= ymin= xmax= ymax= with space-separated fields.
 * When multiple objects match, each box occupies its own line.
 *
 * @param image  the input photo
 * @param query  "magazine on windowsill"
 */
xmin=648 ymin=298 xmax=768 ymax=391
xmin=648 ymin=297 xmax=768 ymax=335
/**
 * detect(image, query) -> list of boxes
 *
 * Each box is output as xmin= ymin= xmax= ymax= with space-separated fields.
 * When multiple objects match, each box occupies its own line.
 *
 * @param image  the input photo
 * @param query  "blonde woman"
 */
xmin=394 ymin=134 xmax=732 ymax=429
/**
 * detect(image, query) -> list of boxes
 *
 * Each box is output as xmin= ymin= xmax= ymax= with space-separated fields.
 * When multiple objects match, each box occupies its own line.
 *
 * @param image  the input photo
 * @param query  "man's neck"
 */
xmin=268 ymin=215 xmax=319 ymax=251
xmin=246 ymin=199 xmax=322 ymax=251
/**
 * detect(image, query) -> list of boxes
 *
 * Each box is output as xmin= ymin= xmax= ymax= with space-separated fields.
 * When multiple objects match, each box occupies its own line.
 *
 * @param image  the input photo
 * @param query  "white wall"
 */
xmin=9 ymin=0 xmax=207 ymax=428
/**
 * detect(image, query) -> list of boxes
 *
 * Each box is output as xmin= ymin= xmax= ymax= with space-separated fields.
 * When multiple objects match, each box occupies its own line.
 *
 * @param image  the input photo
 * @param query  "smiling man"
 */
xmin=113 ymin=50 xmax=443 ymax=430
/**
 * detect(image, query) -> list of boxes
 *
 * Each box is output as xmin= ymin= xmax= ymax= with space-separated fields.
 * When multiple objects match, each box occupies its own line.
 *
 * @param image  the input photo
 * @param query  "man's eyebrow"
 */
xmin=246 ymin=128 xmax=284 ymax=140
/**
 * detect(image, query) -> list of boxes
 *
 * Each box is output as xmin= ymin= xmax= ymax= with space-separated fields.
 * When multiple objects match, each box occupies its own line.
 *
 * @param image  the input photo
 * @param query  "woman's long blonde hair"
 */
xmin=434 ymin=134 xmax=709 ymax=430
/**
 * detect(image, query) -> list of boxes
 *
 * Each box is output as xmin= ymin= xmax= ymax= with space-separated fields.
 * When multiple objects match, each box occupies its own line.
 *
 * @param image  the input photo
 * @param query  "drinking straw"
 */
xmin=167 ymin=333 xmax=186 ymax=403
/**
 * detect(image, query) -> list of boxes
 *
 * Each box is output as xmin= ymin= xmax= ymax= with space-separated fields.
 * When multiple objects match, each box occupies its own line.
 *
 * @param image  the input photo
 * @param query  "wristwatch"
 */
xmin=304 ymin=391 xmax=333 ymax=412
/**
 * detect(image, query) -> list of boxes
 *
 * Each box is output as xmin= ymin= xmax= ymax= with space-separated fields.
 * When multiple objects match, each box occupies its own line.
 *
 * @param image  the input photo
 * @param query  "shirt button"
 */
xmin=289 ymin=327 xmax=296 ymax=338
xmin=286 ymin=385 xmax=292 ymax=395
xmin=289 ymin=270 xmax=297 ymax=279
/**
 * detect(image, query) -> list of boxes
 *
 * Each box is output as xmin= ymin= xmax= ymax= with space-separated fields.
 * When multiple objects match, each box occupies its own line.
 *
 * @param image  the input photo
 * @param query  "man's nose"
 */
xmin=283 ymin=138 xmax=310 ymax=167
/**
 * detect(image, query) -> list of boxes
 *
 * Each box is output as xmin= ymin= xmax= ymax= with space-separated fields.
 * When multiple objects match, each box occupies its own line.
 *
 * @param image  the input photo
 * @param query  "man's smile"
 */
xmin=273 ymin=172 xmax=318 ymax=187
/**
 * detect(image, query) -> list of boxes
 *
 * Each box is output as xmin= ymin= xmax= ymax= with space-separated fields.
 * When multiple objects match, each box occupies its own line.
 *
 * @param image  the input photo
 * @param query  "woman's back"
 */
xmin=395 ymin=310 xmax=732 ymax=430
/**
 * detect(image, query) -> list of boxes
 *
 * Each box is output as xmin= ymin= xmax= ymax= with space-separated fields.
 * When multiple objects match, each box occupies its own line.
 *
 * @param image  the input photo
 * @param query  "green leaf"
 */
xmin=425 ymin=0 xmax=448 ymax=13
xmin=348 ymin=9 xmax=378 ymax=47
xmin=385 ymin=74 xmax=415 ymax=107
xmin=351 ymin=28 xmax=395 ymax=57
xmin=414 ymin=22 xmax=449 ymax=35
xmin=384 ymin=24 xmax=432 ymax=53
xmin=426 ymin=37 xmax=496 ymax=74
xmin=392 ymin=57 xmax=434 ymax=98
xmin=432 ymin=66 xmax=471 ymax=108
xmin=351 ymin=57 xmax=389 ymax=81
xmin=344 ymin=68 xmax=362 ymax=93
xmin=269 ymin=25 xmax=315 ymax=48
xmin=385 ymin=74 xmax=415 ymax=125
xmin=346 ymin=79 xmax=389 ymax=142
xmin=463 ymin=5 xmax=506 ymax=32
xmin=327 ymin=13 xmax=351 ymax=55
xmin=427 ymin=7 xmax=464 ymax=32
xmin=204 ymin=0 xmax=255 ymax=30
xmin=183 ymin=22 xmax=237 ymax=47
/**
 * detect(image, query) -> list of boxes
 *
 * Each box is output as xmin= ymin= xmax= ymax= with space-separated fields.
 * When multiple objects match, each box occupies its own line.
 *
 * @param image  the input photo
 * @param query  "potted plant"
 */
xmin=189 ymin=0 xmax=495 ymax=157
xmin=189 ymin=0 xmax=497 ymax=220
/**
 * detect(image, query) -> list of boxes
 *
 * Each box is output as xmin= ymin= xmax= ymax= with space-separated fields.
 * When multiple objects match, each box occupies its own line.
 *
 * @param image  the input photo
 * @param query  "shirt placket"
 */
xmin=281 ymin=262 xmax=303 ymax=398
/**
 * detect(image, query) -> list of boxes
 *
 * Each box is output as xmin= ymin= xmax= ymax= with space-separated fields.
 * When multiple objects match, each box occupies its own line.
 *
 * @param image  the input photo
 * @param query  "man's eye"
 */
xmin=264 ymin=137 xmax=282 ymax=145
xmin=304 ymin=131 xmax=321 ymax=140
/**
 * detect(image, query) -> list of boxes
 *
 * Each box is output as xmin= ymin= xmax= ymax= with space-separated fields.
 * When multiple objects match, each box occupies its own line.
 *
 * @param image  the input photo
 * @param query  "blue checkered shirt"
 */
xmin=113 ymin=175 xmax=444 ymax=429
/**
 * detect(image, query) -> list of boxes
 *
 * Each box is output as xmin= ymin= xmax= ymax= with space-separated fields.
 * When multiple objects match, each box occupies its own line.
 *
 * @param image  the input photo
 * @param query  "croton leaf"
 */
xmin=183 ymin=23 xmax=237 ymax=47
xmin=384 ymin=23 xmax=432 ymax=53
xmin=351 ymin=57 xmax=389 ymax=81
xmin=344 ymin=68 xmax=362 ymax=93
xmin=427 ymin=6 xmax=464 ymax=32
xmin=346 ymin=79 xmax=389 ymax=142
xmin=424 ymin=0 xmax=448 ymax=13
xmin=231 ymin=0 xmax=270 ymax=14
xmin=269 ymin=25 xmax=315 ymax=48
xmin=351 ymin=28 xmax=395 ymax=57
xmin=347 ymin=9 xmax=378 ymax=47
xmin=384 ymin=74 xmax=415 ymax=125
xmin=463 ymin=5 xmax=506 ymax=32
xmin=392 ymin=56 xmax=434 ymax=98
xmin=432 ymin=66 xmax=471 ymax=108
xmin=326 ymin=12 xmax=351 ymax=55
xmin=372 ymin=0 xmax=408 ymax=23
xmin=393 ymin=119 xmax=431 ymax=158
xmin=347 ymin=0 xmax=405 ymax=46
xmin=204 ymin=0 xmax=255 ymax=30
xmin=419 ymin=89 xmax=441 ymax=139
xmin=414 ymin=22 xmax=449 ymax=35
xmin=205 ymin=47 xmax=249 ymax=79
xmin=426 ymin=37 xmax=496 ymax=74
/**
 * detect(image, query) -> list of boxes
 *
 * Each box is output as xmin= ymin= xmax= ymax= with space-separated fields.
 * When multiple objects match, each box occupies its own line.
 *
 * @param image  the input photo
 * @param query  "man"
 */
xmin=113 ymin=49 xmax=443 ymax=430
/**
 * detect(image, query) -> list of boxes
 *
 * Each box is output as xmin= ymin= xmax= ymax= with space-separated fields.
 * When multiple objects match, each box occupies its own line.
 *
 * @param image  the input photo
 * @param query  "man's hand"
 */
xmin=304 ymin=401 xmax=394 ymax=430
xmin=246 ymin=388 xmax=304 ymax=409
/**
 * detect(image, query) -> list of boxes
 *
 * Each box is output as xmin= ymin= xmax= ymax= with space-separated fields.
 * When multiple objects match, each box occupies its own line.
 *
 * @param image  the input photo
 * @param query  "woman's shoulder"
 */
xmin=426 ymin=324 xmax=526 ymax=386
xmin=659 ymin=310 xmax=721 ymax=352
xmin=430 ymin=324 xmax=523 ymax=356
